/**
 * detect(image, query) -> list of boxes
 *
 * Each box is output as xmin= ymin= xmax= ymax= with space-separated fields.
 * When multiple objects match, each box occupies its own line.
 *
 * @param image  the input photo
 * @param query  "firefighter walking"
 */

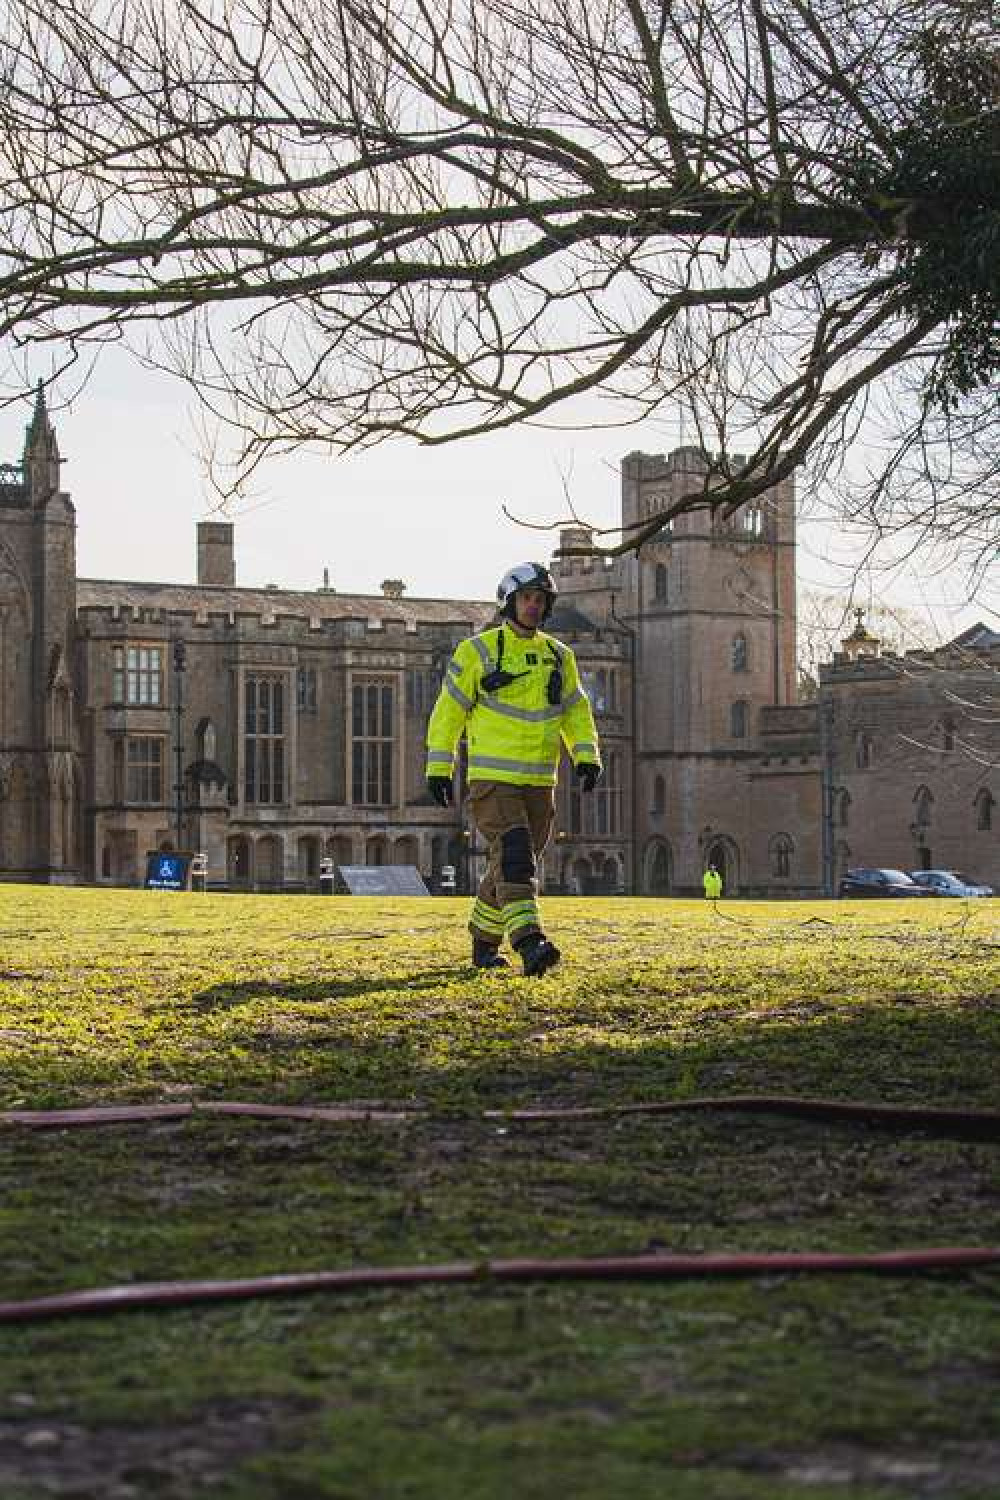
xmin=425 ymin=562 xmax=602 ymax=977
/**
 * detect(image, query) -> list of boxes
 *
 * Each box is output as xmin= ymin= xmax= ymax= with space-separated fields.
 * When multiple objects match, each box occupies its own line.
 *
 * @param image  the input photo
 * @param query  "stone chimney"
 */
xmin=197 ymin=521 xmax=235 ymax=587
xmin=381 ymin=579 xmax=406 ymax=599
xmin=556 ymin=524 xmax=593 ymax=555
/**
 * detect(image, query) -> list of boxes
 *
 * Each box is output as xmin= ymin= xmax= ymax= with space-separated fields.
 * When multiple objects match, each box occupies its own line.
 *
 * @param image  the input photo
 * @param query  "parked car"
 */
xmin=838 ymin=867 xmax=935 ymax=898
xmin=909 ymin=869 xmax=994 ymax=898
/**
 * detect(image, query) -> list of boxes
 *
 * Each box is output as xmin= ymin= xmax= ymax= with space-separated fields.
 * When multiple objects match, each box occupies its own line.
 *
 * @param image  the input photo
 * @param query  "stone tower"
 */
xmin=0 ymin=385 xmax=82 ymax=880
xmin=619 ymin=447 xmax=797 ymax=740
xmin=617 ymin=447 xmax=798 ymax=889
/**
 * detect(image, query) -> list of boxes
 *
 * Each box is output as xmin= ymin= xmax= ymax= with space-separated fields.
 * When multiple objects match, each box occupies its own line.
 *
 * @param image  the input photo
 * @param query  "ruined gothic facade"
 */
xmin=2 ymin=394 xmax=997 ymax=895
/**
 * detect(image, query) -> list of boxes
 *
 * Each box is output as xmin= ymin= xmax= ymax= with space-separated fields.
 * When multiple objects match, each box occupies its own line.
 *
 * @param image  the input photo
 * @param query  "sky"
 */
xmin=5 ymin=349 xmax=995 ymax=646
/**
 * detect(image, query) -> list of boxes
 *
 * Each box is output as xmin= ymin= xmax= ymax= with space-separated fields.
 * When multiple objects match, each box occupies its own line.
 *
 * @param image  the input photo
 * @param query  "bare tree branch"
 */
xmin=0 ymin=0 xmax=995 ymax=566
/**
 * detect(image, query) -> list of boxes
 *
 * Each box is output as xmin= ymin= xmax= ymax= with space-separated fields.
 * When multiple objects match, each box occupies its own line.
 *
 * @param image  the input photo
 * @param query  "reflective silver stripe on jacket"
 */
xmin=563 ymin=686 xmax=585 ymax=708
xmin=469 ymin=754 xmax=555 ymax=776
xmin=445 ymin=678 xmax=475 ymax=712
xmin=478 ymin=697 xmax=562 ymax=724
xmin=470 ymin=636 xmax=493 ymax=668
xmin=447 ymin=659 xmax=463 ymax=678
xmin=571 ymin=742 xmax=598 ymax=757
xmin=427 ymin=750 xmax=454 ymax=766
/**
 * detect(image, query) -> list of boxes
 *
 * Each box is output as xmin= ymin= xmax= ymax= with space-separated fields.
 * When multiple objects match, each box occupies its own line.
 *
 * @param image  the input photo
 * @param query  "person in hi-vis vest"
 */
xmin=425 ymin=563 xmax=602 ymax=977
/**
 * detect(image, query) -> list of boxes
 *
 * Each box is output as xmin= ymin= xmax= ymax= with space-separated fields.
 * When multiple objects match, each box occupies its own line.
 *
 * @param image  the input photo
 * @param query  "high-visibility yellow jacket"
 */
xmin=425 ymin=624 xmax=601 ymax=787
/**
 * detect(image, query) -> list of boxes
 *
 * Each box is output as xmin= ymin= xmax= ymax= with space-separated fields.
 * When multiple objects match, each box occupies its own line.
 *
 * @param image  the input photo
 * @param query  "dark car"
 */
xmin=909 ymin=869 xmax=994 ymax=898
xmin=838 ymin=867 xmax=934 ymax=898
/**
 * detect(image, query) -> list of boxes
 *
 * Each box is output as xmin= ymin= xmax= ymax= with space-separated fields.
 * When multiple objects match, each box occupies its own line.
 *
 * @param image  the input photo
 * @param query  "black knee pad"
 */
xmin=501 ymin=825 xmax=535 ymax=884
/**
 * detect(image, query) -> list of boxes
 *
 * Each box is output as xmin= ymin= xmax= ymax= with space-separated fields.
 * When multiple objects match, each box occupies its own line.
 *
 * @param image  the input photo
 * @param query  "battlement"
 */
xmin=77 ymin=579 xmax=494 ymax=644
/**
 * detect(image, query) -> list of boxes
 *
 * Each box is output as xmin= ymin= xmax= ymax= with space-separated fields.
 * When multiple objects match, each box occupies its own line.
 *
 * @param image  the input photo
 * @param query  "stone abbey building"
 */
xmin=2 ymin=391 xmax=997 ymax=895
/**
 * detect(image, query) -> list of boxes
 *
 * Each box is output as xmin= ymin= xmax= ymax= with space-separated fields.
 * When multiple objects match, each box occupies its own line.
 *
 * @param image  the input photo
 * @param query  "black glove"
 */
xmin=427 ymin=775 xmax=453 ymax=807
xmin=575 ymin=762 xmax=601 ymax=794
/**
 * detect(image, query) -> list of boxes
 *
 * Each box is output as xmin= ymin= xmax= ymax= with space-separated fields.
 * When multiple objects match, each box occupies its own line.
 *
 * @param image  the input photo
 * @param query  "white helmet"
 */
xmin=496 ymin=562 xmax=557 ymax=619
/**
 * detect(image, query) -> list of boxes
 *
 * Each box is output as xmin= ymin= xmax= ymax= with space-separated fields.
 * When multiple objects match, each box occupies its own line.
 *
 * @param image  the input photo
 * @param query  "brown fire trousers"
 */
xmin=466 ymin=781 xmax=555 ymax=949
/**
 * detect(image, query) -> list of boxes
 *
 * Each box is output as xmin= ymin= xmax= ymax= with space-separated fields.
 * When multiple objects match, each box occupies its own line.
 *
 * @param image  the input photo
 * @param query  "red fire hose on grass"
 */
xmin=5 ymin=1092 xmax=998 ymax=1324
xmin=3 ymin=1094 xmax=1000 ymax=1138
xmin=1 ymin=1247 xmax=998 ymax=1325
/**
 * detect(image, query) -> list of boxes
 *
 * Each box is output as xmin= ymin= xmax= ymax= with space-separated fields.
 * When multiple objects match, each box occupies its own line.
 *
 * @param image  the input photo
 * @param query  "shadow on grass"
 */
xmin=8 ymin=995 xmax=1000 ymax=1116
xmin=185 ymin=966 xmax=475 ymax=1011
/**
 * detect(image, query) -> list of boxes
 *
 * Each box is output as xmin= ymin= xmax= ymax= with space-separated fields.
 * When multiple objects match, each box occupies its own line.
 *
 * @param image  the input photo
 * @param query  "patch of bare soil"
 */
xmin=0 ymin=1399 xmax=310 ymax=1499
xmin=734 ymin=1441 xmax=1000 ymax=1497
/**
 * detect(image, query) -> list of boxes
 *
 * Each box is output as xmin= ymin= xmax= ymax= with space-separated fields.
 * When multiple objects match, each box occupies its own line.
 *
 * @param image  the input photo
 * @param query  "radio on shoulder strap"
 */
xmin=481 ymin=628 xmax=529 ymax=692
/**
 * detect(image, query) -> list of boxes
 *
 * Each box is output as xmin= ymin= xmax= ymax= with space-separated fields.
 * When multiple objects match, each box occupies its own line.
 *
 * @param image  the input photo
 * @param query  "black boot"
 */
xmin=472 ymin=937 xmax=509 ymax=971
xmin=516 ymin=934 xmax=561 ymax=978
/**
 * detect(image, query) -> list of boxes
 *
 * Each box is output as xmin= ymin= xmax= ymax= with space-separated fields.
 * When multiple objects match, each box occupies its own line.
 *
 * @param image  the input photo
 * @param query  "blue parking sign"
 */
xmin=144 ymin=852 xmax=191 ymax=891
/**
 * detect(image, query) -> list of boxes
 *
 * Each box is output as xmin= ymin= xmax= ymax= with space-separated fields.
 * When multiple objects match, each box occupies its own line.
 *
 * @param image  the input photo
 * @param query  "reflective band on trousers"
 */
xmin=471 ymin=900 xmax=505 ymax=935
xmin=477 ymin=696 xmax=562 ymax=724
xmin=469 ymin=754 xmax=555 ymax=776
xmin=503 ymin=899 xmax=540 ymax=934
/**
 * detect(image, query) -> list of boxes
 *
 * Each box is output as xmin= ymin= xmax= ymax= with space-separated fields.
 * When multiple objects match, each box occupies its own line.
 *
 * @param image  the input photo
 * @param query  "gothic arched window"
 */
xmin=855 ymin=731 xmax=875 ymax=769
xmin=608 ymin=752 xmax=621 ymax=835
xmin=652 ymin=774 xmax=666 ymax=815
xmin=568 ymin=778 xmax=582 ymax=835
xmin=769 ymin=834 xmax=794 ymax=879
xmin=654 ymin=563 xmax=668 ymax=603
xmin=913 ymin=785 xmax=934 ymax=828
xmin=974 ymin=788 xmax=994 ymax=832
xmin=730 ymin=700 xmax=749 ymax=739
xmin=731 ymin=633 xmax=748 ymax=672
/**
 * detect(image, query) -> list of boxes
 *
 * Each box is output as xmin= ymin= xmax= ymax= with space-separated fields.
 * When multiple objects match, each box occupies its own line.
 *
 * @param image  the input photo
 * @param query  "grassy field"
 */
xmin=1 ymin=885 xmax=999 ymax=1500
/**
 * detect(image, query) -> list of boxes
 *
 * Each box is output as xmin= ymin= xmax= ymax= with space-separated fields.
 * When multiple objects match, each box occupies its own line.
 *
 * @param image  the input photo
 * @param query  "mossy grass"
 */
xmin=1 ymin=886 xmax=998 ymax=1497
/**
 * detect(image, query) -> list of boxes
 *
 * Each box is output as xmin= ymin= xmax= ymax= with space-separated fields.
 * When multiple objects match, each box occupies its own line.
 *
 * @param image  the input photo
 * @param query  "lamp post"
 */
xmin=461 ymin=823 xmax=488 ymax=895
xmin=554 ymin=829 xmax=568 ymax=893
xmin=172 ymin=639 xmax=187 ymax=849
xmin=819 ymin=689 xmax=835 ymax=897
xmin=461 ymin=826 xmax=472 ymax=895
